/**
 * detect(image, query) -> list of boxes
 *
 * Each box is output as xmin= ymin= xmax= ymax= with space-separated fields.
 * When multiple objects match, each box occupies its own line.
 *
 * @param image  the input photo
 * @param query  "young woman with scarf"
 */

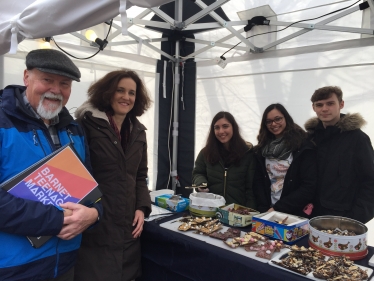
xmin=192 ymin=111 xmax=256 ymax=208
xmin=73 ymin=70 xmax=152 ymax=281
xmin=253 ymin=104 xmax=317 ymax=217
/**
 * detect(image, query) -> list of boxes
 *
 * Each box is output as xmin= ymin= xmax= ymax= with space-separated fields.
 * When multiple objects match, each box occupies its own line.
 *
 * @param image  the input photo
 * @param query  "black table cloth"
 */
xmin=139 ymin=213 xmax=374 ymax=281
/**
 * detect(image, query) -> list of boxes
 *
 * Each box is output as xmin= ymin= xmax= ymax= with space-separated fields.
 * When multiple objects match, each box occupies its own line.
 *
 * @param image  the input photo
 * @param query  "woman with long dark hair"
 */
xmin=253 ymin=103 xmax=316 ymax=216
xmin=73 ymin=69 xmax=152 ymax=281
xmin=192 ymin=111 xmax=256 ymax=208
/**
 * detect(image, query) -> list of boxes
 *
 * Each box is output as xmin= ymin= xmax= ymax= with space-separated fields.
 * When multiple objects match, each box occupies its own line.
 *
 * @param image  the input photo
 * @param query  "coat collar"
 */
xmin=305 ymin=113 xmax=366 ymax=134
xmin=75 ymin=101 xmax=109 ymax=122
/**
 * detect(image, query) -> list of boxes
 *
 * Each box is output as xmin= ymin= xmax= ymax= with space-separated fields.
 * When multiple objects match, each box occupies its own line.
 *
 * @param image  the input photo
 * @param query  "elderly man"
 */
xmin=0 ymin=49 xmax=102 ymax=281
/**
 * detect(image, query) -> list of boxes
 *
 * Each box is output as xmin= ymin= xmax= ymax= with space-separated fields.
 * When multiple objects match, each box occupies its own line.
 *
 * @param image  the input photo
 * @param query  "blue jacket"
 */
xmin=0 ymin=85 xmax=101 ymax=280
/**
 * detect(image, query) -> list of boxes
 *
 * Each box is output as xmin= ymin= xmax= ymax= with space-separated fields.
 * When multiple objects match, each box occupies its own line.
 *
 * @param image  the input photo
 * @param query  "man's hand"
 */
xmin=57 ymin=202 xmax=98 ymax=240
xmin=132 ymin=210 xmax=144 ymax=239
xmin=63 ymin=209 xmax=73 ymax=217
xmin=267 ymin=207 xmax=274 ymax=212
xmin=198 ymin=187 xmax=210 ymax=192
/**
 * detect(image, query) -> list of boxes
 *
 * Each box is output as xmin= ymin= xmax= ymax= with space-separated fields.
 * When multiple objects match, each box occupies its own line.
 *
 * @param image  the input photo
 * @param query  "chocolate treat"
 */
xmin=209 ymin=231 xmax=230 ymax=241
xmin=227 ymin=207 xmax=256 ymax=215
xmin=314 ymin=227 xmax=357 ymax=236
xmin=244 ymin=244 xmax=263 ymax=252
xmin=224 ymin=240 xmax=240 ymax=249
xmin=272 ymin=247 xmax=325 ymax=275
xmin=209 ymin=228 xmax=241 ymax=241
xmin=227 ymin=228 xmax=241 ymax=237
xmin=256 ymin=244 xmax=276 ymax=260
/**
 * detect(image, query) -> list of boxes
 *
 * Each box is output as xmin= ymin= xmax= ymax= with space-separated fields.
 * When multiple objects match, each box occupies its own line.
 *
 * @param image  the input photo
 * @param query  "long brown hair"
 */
xmin=204 ymin=111 xmax=247 ymax=164
xmin=256 ymin=104 xmax=306 ymax=152
xmin=88 ymin=69 xmax=151 ymax=117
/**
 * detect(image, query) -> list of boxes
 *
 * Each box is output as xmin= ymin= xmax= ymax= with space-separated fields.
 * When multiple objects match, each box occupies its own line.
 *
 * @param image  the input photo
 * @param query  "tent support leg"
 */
xmin=171 ymin=0 xmax=182 ymax=192
xmin=0 ymin=55 xmax=4 ymax=89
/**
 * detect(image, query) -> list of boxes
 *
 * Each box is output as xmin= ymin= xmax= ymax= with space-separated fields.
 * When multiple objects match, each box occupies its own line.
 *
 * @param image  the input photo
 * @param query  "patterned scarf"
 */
xmin=261 ymin=137 xmax=292 ymax=160
xmin=106 ymin=112 xmax=131 ymax=153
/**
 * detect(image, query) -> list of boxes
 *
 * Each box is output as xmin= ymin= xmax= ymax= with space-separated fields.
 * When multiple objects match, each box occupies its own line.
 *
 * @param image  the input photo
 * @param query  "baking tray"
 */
xmin=269 ymin=248 xmax=373 ymax=280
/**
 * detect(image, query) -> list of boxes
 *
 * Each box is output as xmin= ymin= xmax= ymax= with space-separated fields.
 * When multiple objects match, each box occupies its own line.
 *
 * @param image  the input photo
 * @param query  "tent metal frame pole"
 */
xmin=171 ymin=0 xmax=182 ymax=192
xmin=194 ymin=0 xmax=257 ymax=51
xmin=130 ymin=18 xmax=171 ymax=29
xmin=151 ymin=7 xmax=175 ymax=27
xmin=262 ymin=5 xmax=361 ymax=51
xmin=0 ymin=55 xmax=4 ymax=89
xmin=183 ymin=0 xmax=230 ymax=27
xmin=368 ymin=0 xmax=374 ymax=14
xmin=268 ymin=20 xmax=374 ymax=35
xmin=182 ymin=27 xmax=245 ymax=61
xmin=185 ymin=38 xmax=249 ymax=51
xmin=108 ymin=21 xmax=176 ymax=61
xmin=109 ymin=37 xmax=168 ymax=46
xmin=184 ymin=21 xmax=247 ymax=30
xmin=127 ymin=30 xmax=176 ymax=61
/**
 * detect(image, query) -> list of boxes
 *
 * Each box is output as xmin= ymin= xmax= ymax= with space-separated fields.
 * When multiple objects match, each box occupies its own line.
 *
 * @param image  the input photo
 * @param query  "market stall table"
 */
xmin=139 ymin=212 xmax=374 ymax=281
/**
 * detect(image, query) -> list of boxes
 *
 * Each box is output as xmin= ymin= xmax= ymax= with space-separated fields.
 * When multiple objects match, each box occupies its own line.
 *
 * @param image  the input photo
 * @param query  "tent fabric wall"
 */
xmin=155 ymin=60 xmax=196 ymax=198
xmin=0 ymin=0 xmax=174 ymax=55
xmin=195 ymin=58 xmax=374 ymax=157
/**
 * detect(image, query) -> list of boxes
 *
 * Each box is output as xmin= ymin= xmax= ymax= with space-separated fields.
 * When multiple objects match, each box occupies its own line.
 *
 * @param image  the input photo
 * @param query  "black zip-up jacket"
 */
xmin=192 ymin=143 xmax=256 ymax=209
xmin=253 ymin=139 xmax=317 ymax=217
xmin=305 ymin=113 xmax=374 ymax=224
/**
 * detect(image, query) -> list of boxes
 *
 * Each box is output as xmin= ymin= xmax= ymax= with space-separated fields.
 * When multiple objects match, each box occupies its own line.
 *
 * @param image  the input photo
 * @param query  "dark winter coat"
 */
xmin=74 ymin=102 xmax=151 ymax=281
xmin=0 ymin=85 xmax=102 ymax=280
xmin=305 ymin=113 xmax=374 ymax=224
xmin=253 ymin=140 xmax=317 ymax=217
xmin=192 ymin=144 xmax=256 ymax=209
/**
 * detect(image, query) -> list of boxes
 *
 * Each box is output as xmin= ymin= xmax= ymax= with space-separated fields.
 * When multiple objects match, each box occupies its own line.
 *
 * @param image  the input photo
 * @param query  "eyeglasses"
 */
xmin=266 ymin=116 xmax=284 ymax=126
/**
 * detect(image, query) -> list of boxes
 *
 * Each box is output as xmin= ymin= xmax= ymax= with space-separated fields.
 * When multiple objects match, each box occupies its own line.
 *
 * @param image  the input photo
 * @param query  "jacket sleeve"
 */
xmin=273 ymin=149 xmax=317 ymax=215
xmin=77 ymin=117 xmax=103 ymax=220
xmin=135 ymin=133 xmax=151 ymax=218
xmin=0 ymin=189 xmax=64 ymax=236
xmin=252 ymin=156 xmax=271 ymax=213
xmin=245 ymin=152 xmax=257 ymax=209
xmin=192 ymin=150 xmax=208 ymax=188
xmin=347 ymin=133 xmax=374 ymax=223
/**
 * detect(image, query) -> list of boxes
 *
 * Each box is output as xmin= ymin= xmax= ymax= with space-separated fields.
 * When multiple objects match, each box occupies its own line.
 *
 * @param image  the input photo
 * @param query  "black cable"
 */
xmin=50 ymin=19 xmax=113 ymax=60
xmin=221 ymin=0 xmax=361 ymax=59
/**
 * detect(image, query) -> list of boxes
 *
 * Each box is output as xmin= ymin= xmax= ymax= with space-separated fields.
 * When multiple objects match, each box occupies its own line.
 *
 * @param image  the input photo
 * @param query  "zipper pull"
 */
xmin=67 ymin=129 xmax=75 ymax=144
xmin=33 ymin=129 xmax=38 ymax=146
xmin=224 ymin=168 xmax=228 ymax=177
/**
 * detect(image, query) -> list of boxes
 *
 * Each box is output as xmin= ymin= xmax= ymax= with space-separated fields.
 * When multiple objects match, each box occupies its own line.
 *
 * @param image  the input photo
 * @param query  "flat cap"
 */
xmin=26 ymin=49 xmax=81 ymax=82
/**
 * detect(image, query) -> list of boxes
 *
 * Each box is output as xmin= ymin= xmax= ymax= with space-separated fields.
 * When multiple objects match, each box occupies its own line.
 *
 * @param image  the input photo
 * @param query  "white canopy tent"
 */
xmin=1 ymin=0 xmax=374 ymax=195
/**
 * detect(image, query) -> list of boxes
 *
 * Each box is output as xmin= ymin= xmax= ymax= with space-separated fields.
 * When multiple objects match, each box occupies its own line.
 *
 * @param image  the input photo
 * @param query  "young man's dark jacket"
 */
xmin=253 ymin=140 xmax=317 ymax=217
xmin=0 ymin=85 xmax=102 ymax=280
xmin=305 ymin=113 xmax=374 ymax=224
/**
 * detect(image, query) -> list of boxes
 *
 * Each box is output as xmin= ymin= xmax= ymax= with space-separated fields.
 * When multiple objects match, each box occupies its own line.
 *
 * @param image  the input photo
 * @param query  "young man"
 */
xmin=0 ymin=49 xmax=102 ymax=281
xmin=305 ymin=86 xmax=374 ymax=224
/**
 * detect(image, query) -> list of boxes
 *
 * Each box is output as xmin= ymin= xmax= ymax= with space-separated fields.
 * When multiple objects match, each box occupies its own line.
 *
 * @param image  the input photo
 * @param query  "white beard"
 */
xmin=36 ymin=92 xmax=63 ymax=120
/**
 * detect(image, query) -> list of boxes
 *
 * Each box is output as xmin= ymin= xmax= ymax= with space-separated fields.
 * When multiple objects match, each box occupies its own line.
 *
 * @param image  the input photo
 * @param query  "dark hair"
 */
xmin=256 ymin=104 xmax=306 ymax=152
xmin=88 ymin=69 xmax=151 ymax=117
xmin=203 ymin=111 xmax=247 ymax=164
xmin=311 ymin=86 xmax=343 ymax=103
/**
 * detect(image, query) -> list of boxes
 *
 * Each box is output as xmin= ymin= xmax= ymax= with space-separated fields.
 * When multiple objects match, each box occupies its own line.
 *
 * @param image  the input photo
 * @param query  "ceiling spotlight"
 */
xmin=40 ymin=37 xmax=52 ymax=49
xmin=85 ymin=30 xmax=97 ymax=41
